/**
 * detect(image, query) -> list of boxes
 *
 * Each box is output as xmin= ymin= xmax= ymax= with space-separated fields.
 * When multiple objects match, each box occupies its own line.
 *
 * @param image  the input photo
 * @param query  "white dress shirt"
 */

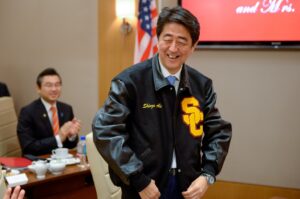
xmin=159 ymin=59 xmax=183 ymax=168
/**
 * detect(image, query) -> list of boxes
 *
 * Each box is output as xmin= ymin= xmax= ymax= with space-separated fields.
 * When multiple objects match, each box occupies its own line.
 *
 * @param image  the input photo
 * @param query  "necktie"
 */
xmin=166 ymin=75 xmax=178 ymax=169
xmin=166 ymin=75 xmax=176 ymax=86
xmin=50 ymin=106 xmax=59 ymax=135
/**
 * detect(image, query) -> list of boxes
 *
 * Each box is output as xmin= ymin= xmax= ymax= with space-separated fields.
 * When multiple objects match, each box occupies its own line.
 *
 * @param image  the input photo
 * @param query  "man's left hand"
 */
xmin=182 ymin=176 xmax=209 ymax=199
xmin=69 ymin=118 xmax=81 ymax=135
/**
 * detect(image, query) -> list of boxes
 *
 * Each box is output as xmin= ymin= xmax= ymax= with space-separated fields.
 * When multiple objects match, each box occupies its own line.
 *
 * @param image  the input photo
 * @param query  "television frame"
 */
xmin=178 ymin=0 xmax=300 ymax=50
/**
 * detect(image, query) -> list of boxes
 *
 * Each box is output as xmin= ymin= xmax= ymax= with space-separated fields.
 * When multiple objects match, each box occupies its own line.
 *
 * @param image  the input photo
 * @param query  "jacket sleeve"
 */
xmin=92 ymin=79 xmax=151 ymax=192
xmin=201 ymin=80 xmax=232 ymax=177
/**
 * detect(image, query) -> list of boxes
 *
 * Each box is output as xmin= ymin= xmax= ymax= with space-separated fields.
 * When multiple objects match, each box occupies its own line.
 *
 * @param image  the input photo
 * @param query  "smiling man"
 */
xmin=93 ymin=6 xmax=232 ymax=199
xmin=17 ymin=68 xmax=80 ymax=156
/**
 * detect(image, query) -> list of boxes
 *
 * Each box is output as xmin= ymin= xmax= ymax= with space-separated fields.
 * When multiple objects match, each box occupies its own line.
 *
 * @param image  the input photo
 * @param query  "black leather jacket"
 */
xmin=92 ymin=54 xmax=232 ymax=195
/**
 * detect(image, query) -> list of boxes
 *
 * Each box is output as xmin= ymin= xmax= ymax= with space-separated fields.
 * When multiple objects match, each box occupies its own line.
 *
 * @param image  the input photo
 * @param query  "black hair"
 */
xmin=36 ymin=68 xmax=62 ymax=88
xmin=157 ymin=6 xmax=200 ymax=46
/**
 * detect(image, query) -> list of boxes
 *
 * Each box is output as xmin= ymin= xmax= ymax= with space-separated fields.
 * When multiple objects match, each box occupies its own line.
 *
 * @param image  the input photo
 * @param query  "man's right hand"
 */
xmin=138 ymin=179 xmax=161 ymax=199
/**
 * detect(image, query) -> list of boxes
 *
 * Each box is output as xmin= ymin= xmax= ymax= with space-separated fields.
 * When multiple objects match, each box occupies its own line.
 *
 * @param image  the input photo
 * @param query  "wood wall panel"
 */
xmin=98 ymin=0 xmax=136 ymax=106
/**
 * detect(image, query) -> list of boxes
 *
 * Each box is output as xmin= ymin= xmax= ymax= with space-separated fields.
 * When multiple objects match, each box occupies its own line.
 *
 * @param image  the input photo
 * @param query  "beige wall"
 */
xmin=0 ymin=0 xmax=98 ymax=134
xmin=162 ymin=0 xmax=300 ymax=189
xmin=190 ymin=50 xmax=300 ymax=189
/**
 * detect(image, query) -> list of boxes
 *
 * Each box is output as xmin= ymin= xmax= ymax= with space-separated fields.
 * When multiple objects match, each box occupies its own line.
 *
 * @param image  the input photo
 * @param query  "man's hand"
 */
xmin=68 ymin=118 xmax=81 ymax=136
xmin=3 ymin=186 xmax=25 ymax=199
xmin=58 ymin=121 xmax=73 ymax=142
xmin=58 ymin=118 xmax=81 ymax=141
xmin=138 ymin=179 xmax=161 ymax=199
xmin=182 ymin=176 xmax=209 ymax=199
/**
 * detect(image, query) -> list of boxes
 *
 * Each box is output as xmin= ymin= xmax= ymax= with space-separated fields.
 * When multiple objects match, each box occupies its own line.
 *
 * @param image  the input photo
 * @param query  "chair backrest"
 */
xmin=0 ymin=97 xmax=21 ymax=157
xmin=86 ymin=132 xmax=121 ymax=199
xmin=0 ymin=170 xmax=8 ymax=199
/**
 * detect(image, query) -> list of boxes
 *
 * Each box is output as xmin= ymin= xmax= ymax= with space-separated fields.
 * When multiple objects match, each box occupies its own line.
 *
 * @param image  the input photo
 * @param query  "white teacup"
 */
xmin=48 ymin=160 xmax=66 ymax=175
xmin=52 ymin=148 xmax=69 ymax=158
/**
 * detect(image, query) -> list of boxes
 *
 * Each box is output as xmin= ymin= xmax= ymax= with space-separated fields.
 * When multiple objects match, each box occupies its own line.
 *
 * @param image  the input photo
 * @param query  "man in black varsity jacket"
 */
xmin=93 ymin=6 xmax=232 ymax=199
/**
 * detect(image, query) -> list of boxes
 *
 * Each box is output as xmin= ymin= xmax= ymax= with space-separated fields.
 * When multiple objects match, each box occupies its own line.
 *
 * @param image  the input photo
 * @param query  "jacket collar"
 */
xmin=152 ymin=54 xmax=192 ymax=94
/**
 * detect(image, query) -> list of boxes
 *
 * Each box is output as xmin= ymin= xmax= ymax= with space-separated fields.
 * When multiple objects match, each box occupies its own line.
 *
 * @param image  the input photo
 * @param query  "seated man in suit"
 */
xmin=17 ymin=68 xmax=81 ymax=156
xmin=0 ymin=82 xmax=10 ymax=97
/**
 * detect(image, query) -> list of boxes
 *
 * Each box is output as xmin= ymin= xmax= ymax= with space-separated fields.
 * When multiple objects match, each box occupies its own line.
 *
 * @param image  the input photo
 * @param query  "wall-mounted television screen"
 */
xmin=178 ymin=0 xmax=300 ymax=49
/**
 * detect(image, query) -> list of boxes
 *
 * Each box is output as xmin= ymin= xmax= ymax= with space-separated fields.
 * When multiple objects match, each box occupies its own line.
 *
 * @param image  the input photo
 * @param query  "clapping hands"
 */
xmin=58 ymin=118 xmax=81 ymax=141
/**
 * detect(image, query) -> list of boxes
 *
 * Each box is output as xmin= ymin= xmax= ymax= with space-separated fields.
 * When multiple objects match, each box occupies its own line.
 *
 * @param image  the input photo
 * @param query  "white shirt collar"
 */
xmin=41 ymin=98 xmax=56 ymax=112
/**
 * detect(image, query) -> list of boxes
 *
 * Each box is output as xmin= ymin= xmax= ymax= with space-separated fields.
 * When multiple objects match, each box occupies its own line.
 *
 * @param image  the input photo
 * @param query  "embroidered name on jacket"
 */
xmin=142 ymin=103 xmax=162 ymax=109
xmin=181 ymin=97 xmax=204 ymax=137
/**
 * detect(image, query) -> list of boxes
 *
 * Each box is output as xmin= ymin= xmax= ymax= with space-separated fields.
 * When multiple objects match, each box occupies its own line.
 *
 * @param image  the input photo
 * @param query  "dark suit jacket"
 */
xmin=0 ymin=82 xmax=10 ymax=97
xmin=17 ymin=98 xmax=78 ymax=155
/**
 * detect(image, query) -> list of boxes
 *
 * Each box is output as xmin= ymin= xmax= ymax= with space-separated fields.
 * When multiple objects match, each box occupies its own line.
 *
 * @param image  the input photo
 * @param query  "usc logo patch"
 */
xmin=181 ymin=97 xmax=204 ymax=137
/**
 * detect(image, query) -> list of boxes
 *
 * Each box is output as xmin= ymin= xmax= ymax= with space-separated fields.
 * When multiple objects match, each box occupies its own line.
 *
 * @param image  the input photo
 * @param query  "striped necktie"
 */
xmin=50 ymin=106 xmax=59 ymax=135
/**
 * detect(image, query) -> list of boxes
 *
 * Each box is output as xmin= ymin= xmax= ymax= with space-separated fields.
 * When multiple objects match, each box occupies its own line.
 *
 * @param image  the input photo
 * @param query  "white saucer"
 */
xmin=50 ymin=154 xmax=73 ymax=159
xmin=51 ymin=171 xmax=63 ymax=175
xmin=62 ymin=158 xmax=80 ymax=165
xmin=47 ymin=157 xmax=80 ymax=165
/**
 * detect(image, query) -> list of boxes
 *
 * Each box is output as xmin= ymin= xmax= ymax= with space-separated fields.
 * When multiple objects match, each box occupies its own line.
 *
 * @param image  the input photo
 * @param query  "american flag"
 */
xmin=134 ymin=0 xmax=158 ymax=64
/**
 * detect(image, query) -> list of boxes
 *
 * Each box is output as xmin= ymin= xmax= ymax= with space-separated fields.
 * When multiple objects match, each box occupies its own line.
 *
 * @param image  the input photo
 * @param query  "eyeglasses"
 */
xmin=42 ymin=82 xmax=62 ymax=88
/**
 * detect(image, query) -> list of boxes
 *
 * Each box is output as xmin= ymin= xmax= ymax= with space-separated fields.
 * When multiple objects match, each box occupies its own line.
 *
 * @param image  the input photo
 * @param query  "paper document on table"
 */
xmin=5 ymin=173 xmax=28 ymax=187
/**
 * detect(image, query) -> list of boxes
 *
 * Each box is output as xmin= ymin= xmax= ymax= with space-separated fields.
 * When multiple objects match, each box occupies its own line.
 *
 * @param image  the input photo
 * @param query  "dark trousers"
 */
xmin=160 ymin=170 xmax=183 ymax=199
xmin=121 ymin=170 xmax=184 ymax=199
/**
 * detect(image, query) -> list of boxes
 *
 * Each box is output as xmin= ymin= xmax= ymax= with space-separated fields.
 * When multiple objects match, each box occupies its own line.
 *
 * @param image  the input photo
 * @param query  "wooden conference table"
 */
xmin=21 ymin=152 xmax=97 ymax=199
